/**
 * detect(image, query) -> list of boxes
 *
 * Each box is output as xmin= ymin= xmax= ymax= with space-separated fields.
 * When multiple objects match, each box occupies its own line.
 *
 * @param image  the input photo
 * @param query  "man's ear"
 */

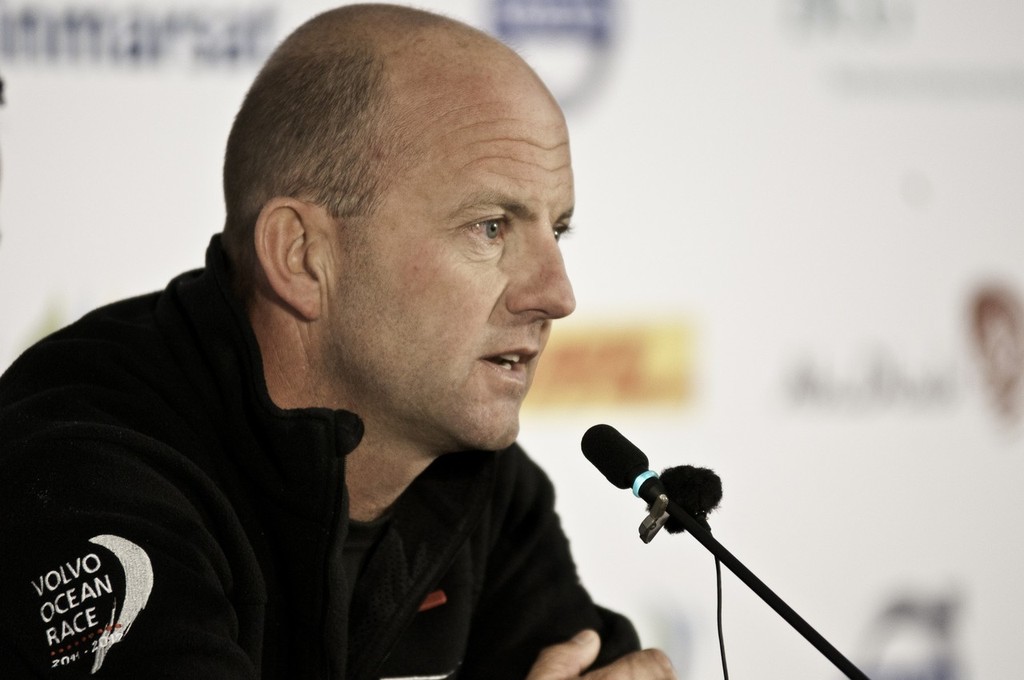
xmin=252 ymin=197 xmax=332 ymax=321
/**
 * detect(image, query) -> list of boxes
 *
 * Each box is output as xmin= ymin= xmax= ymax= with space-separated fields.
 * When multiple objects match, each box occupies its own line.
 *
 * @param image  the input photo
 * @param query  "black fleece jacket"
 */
xmin=0 ymin=236 xmax=638 ymax=679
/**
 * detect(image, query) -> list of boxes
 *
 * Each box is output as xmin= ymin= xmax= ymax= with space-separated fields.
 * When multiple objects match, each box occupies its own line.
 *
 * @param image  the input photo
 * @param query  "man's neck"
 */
xmin=250 ymin=299 xmax=436 ymax=522
xmin=343 ymin=435 xmax=436 ymax=521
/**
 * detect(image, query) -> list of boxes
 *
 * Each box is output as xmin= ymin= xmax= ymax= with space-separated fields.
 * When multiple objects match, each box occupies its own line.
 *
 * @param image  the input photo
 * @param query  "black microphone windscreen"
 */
xmin=658 ymin=465 xmax=723 ymax=534
xmin=581 ymin=424 xmax=651 ymax=490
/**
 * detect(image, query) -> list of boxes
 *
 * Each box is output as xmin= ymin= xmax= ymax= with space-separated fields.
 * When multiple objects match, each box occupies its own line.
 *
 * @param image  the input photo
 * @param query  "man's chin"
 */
xmin=490 ymin=430 xmax=519 ymax=452
xmin=460 ymin=417 xmax=520 ymax=453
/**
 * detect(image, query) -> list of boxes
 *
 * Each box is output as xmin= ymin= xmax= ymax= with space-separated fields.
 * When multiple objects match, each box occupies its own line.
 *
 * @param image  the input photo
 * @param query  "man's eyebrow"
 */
xmin=448 ymin=191 xmax=574 ymax=223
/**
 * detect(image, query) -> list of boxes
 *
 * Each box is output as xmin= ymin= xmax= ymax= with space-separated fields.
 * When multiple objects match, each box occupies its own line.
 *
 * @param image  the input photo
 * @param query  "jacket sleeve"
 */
xmin=459 ymin=446 xmax=640 ymax=680
xmin=0 ymin=427 xmax=264 ymax=679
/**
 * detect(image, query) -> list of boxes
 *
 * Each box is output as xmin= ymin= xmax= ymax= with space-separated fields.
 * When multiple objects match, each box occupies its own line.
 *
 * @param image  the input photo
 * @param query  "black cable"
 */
xmin=717 ymin=555 xmax=729 ymax=680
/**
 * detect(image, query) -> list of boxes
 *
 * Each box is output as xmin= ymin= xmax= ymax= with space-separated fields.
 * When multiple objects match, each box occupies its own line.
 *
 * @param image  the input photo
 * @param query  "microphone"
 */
xmin=659 ymin=465 xmax=722 ymax=534
xmin=581 ymin=423 xmax=665 ymax=501
xmin=579 ymin=423 xmax=871 ymax=680
xmin=581 ymin=424 xmax=722 ymax=533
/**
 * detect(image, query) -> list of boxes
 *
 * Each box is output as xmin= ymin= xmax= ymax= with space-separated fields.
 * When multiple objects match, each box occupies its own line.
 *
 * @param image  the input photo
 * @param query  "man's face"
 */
xmin=319 ymin=51 xmax=576 ymax=456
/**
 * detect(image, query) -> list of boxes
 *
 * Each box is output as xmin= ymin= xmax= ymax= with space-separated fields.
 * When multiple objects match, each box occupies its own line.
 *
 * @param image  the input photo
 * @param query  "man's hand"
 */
xmin=526 ymin=630 xmax=677 ymax=679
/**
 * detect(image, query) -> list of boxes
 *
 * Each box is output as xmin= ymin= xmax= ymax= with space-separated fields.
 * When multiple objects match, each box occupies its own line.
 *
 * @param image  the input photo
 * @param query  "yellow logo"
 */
xmin=527 ymin=320 xmax=696 ymax=409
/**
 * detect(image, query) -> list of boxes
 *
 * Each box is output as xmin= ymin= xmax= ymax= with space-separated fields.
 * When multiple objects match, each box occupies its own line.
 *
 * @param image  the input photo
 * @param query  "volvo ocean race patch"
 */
xmin=29 ymin=535 xmax=153 ymax=673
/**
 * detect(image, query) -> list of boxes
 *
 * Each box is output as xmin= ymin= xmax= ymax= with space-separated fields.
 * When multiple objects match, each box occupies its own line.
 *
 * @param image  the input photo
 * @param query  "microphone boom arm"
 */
xmin=648 ymin=489 xmax=870 ymax=680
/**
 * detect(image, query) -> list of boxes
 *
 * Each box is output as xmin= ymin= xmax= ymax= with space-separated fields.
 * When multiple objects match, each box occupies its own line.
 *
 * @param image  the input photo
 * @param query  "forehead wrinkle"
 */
xmin=439 ymin=123 xmax=570 ymax=157
xmin=429 ymin=97 xmax=565 ymax=134
xmin=456 ymin=154 xmax=573 ymax=179
xmin=399 ymin=106 xmax=569 ymax=168
xmin=447 ymin=189 xmax=574 ymax=223
xmin=460 ymin=134 xmax=570 ymax=152
xmin=454 ymin=133 xmax=572 ymax=171
xmin=435 ymin=106 xmax=562 ymax=130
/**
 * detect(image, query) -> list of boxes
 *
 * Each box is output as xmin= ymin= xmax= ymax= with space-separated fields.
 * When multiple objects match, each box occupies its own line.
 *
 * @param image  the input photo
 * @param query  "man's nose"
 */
xmin=505 ymin=229 xmax=576 ymax=320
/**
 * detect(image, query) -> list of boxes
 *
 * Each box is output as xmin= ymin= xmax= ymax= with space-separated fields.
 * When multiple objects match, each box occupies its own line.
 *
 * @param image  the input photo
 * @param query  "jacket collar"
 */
xmin=159 ymin=235 xmax=364 ymax=513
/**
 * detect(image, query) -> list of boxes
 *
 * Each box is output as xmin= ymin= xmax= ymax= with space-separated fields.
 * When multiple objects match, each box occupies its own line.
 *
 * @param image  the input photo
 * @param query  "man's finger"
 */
xmin=584 ymin=649 xmax=677 ymax=680
xmin=526 ymin=629 xmax=602 ymax=680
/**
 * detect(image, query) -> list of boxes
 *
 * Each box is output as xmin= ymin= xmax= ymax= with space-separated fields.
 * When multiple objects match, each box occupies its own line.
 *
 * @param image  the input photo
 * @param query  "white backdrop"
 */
xmin=3 ymin=1 xmax=1023 ymax=678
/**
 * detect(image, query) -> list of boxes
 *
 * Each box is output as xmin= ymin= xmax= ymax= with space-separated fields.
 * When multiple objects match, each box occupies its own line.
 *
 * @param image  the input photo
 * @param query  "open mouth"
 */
xmin=486 ymin=353 xmax=522 ymax=371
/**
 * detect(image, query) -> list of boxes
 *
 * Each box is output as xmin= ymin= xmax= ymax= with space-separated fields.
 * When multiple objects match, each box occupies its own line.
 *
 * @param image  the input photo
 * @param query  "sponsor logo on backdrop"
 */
xmin=781 ymin=0 xmax=915 ymax=40
xmin=782 ymin=0 xmax=1024 ymax=100
xmin=967 ymin=283 xmax=1024 ymax=427
xmin=781 ymin=282 xmax=1024 ymax=438
xmin=785 ymin=347 xmax=959 ymax=411
xmin=857 ymin=590 xmax=962 ymax=680
xmin=490 ymin=0 xmax=616 ymax=110
xmin=526 ymin=320 xmax=694 ymax=408
xmin=0 ymin=2 xmax=276 ymax=66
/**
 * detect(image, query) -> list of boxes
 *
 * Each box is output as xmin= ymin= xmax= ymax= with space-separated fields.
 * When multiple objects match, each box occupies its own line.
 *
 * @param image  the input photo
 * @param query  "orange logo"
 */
xmin=527 ymin=320 xmax=696 ymax=408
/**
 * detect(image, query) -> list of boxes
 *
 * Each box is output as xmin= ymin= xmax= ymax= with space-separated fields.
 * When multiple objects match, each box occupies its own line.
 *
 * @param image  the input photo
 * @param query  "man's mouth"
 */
xmin=487 ymin=353 xmax=522 ymax=370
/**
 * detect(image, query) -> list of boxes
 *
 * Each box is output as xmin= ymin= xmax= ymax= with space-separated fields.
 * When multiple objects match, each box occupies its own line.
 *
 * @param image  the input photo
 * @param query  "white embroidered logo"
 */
xmin=87 ymin=535 xmax=154 ymax=673
xmin=31 ymin=535 xmax=153 ymax=674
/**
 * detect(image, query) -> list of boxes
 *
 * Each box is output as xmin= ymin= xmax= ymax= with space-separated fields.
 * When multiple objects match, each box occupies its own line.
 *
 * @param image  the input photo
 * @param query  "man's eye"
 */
xmin=479 ymin=219 xmax=502 ymax=240
xmin=553 ymin=223 xmax=572 ymax=242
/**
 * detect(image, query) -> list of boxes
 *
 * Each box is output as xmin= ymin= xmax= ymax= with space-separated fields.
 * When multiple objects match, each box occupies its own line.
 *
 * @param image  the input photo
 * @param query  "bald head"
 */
xmin=221 ymin=3 xmax=546 ymax=297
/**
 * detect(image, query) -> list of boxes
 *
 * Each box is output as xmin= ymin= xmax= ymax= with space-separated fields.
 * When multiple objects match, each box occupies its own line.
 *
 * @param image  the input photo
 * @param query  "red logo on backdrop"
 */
xmin=968 ymin=283 xmax=1024 ymax=425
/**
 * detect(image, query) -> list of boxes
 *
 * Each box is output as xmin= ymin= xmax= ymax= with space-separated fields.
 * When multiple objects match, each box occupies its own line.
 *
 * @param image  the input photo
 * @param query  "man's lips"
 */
xmin=483 ymin=350 xmax=538 ymax=371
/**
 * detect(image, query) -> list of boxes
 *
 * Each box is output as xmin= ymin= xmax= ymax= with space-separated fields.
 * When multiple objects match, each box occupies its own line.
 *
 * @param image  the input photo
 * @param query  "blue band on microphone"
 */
xmin=632 ymin=470 xmax=658 ymax=498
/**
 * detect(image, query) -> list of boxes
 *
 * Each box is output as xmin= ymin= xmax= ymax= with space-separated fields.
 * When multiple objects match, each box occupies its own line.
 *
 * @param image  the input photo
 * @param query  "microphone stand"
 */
xmin=642 ymin=493 xmax=870 ymax=680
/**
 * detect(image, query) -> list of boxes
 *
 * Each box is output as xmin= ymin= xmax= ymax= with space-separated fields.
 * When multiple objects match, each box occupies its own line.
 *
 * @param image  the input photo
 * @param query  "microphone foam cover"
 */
xmin=581 ymin=424 xmax=650 ymax=490
xmin=658 ymin=465 xmax=723 ymax=534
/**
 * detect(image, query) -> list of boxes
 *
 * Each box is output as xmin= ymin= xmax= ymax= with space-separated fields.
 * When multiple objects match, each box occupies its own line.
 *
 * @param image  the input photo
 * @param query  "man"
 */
xmin=0 ymin=4 xmax=675 ymax=679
